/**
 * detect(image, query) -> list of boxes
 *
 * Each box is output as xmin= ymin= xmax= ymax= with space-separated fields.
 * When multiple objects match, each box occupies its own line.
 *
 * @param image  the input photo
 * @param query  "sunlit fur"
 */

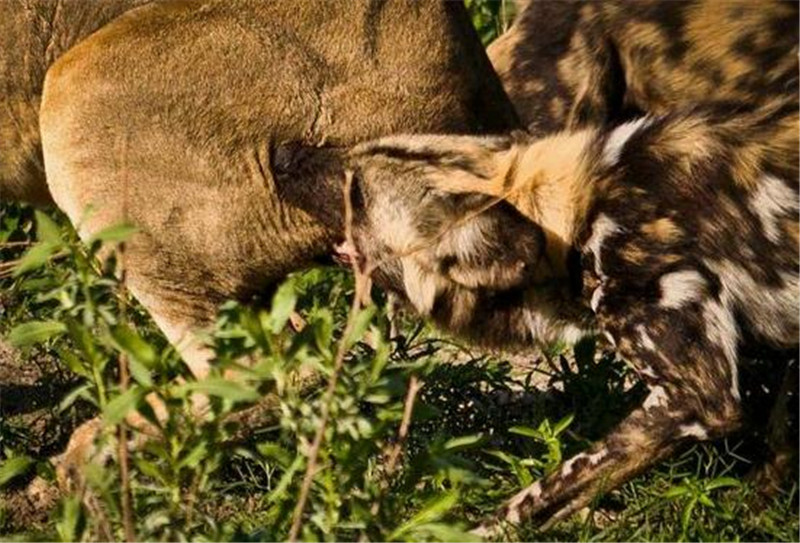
xmin=347 ymin=99 xmax=799 ymax=529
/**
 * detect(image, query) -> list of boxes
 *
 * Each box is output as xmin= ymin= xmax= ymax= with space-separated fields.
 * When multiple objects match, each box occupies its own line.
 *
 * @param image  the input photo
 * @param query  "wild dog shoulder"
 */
xmin=581 ymin=105 xmax=799 ymax=336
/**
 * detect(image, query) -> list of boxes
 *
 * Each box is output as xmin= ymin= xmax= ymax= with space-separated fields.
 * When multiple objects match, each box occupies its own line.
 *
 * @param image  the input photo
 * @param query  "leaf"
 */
xmin=178 ymin=442 xmax=208 ymax=469
xmin=443 ymin=433 xmax=484 ymax=452
xmin=485 ymin=449 xmax=518 ymax=467
xmin=34 ymin=210 xmax=62 ymax=244
xmin=681 ymin=497 xmax=698 ymax=534
xmin=698 ymin=494 xmax=715 ymax=507
xmin=413 ymin=522 xmax=480 ymax=543
xmin=0 ymin=456 xmax=35 ymax=487
xmin=508 ymin=425 xmax=539 ymax=439
xmin=344 ymin=306 xmax=376 ymax=349
xmin=87 ymin=223 xmax=139 ymax=244
xmin=705 ymin=476 xmax=741 ymax=492
xmin=127 ymin=356 xmax=154 ymax=387
xmin=109 ymin=324 xmax=157 ymax=367
xmin=54 ymin=347 xmax=91 ymax=379
xmin=389 ymin=491 xmax=459 ymax=540
xmin=364 ymin=393 xmax=391 ymax=404
xmin=8 ymin=320 xmax=67 ymax=347
xmin=103 ymin=387 xmax=147 ymax=426
xmin=65 ymin=319 xmax=100 ymax=367
xmin=177 ymin=378 xmax=260 ymax=403
xmin=663 ymin=485 xmax=690 ymax=499
xmin=313 ymin=310 xmax=334 ymax=357
xmin=59 ymin=383 xmax=95 ymax=412
xmin=13 ymin=241 xmax=57 ymax=276
xmin=268 ymin=455 xmax=303 ymax=504
xmin=134 ymin=459 xmax=166 ymax=485
xmin=257 ymin=443 xmax=294 ymax=467
xmin=269 ymin=281 xmax=297 ymax=334
xmin=56 ymin=496 xmax=86 ymax=542
xmin=552 ymin=414 xmax=575 ymax=436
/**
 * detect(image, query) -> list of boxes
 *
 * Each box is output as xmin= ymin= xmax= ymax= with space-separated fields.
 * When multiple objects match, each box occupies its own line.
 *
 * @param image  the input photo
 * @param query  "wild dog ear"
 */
xmin=415 ymin=195 xmax=545 ymax=293
xmin=271 ymin=141 xmax=347 ymax=232
xmin=387 ymin=192 xmax=543 ymax=320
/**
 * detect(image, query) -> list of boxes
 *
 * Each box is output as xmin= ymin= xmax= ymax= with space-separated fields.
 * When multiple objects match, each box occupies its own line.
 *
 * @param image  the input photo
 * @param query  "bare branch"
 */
xmin=288 ymin=171 xmax=371 ymax=542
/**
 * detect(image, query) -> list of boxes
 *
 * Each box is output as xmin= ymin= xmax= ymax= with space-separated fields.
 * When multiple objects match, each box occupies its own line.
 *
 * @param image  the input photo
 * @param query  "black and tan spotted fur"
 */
xmin=489 ymin=0 xmax=799 ymax=135
xmin=335 ymin=99 xmax=799 ymax=531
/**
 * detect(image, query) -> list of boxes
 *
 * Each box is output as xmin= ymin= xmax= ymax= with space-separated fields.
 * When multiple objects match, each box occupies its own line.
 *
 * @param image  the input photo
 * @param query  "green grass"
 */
xmin=1 ymin=206 xmax=796 ymax=542
xmin=0 ymin=3 xmax=798 ymax=540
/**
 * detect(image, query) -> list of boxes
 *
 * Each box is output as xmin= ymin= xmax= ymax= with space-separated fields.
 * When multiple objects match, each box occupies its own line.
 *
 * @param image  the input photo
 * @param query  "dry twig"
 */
xmin=287 ymin=171 xmax=370 ymax=542
xmin=116 ymin=241 xmax=136 ymax=543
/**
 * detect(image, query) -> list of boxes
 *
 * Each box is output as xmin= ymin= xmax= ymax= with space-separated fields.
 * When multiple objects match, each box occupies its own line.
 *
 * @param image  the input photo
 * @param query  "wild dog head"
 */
xmin=273 ymin=134 xmax=593 ymax=348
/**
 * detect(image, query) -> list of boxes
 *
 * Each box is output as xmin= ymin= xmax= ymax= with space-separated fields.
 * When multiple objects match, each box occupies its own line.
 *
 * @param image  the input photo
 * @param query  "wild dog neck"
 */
xmin=493 ymin=129 xmax=598 ymax=279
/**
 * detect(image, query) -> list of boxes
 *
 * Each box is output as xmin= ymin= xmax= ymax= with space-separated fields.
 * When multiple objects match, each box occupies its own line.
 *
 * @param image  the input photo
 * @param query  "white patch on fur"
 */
xmin=587 ymin=450 xmax=607 ymax=465
xmin=659 ymin=270 xmax=707 ymax=309
xmin=702 ymin=297 xmax=741 ymax=401
xmin=704 ymin=260 xmax=799 ymax=347
xmin=400 ymin=258 xmax=441 ymax=315
xmin=643 ymin=385 xmax=669 ymax=410
xmin=375 ymin=201 xmax=422 ymax=253
xmin=603 ymin=330 xmax=617 ymax=347
xmin=441 ymin=218 xmax=490 ymax=262
xmin=561 ymin=455 xmax=581 ymax=476
xmin=585 ymin=214 xmax=622 ymax=277
xmin=590 ymin=286 xmax=604 ymax=312
xmin=523 ymin=308 xmax=588 ymax=346
xmin=750 ymin=175 xmax=798 ymax=243
xmin=636 ymin=324 xmax=657 ymax=351
xmin=602 ymin=118 xmax=653 ymax=166
xmin=505 ymin=481 xmax=542 ymax=523
xmin=521 ymin=287 xmax=592 ymax=346
xmin=637 ymin=365 xmax=658 ymax=380
xmin=679 ymin=422 xmax=709 ymax=440
xmin=562 ymin=450 xmax=607 ymax=477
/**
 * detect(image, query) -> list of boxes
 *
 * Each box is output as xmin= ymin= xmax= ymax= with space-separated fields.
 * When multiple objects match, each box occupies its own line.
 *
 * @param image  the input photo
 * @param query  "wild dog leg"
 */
xmin=478 ymin=294 xmax=745 ymax=534
xmin=478 ymin=392 xmax=685 ymax=536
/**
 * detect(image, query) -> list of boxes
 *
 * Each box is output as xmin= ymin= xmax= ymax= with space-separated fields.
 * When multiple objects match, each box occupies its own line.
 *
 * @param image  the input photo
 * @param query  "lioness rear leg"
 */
xmin=55 ymin=295 xmax=322 ymax=491
xmin=54 ymin=291 xmax=216 ymax=491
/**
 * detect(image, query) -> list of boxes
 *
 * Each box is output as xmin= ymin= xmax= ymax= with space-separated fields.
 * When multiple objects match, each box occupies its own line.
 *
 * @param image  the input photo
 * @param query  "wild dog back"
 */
xmin=488 ymin=0 xmax=799 ymax=134
xmin=581 ymin=102 xmax=799 ymax=354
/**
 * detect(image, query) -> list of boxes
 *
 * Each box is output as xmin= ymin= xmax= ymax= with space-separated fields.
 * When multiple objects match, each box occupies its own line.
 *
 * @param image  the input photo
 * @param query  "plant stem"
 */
xmin=117 ymin=241 xmax=136 ymax=542
xmin=288 ymin=171 xmax=368 ymax=542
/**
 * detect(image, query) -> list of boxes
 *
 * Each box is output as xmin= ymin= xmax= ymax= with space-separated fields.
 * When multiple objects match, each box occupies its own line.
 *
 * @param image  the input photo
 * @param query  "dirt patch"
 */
xmin=0 ymin=340 xmax=94 ymax=457
xmin=1 ymin=340 xmax=94 ymax=533
xmin=1 ymin=476 xmax=60 ymax=534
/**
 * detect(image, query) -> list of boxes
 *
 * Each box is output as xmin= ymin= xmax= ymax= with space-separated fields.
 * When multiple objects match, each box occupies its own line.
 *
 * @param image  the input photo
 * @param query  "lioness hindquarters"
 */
xmin=340 ymin=103 xmax=798 ymax=529
xmin=37 ymin=0 xmax=519 ymax=485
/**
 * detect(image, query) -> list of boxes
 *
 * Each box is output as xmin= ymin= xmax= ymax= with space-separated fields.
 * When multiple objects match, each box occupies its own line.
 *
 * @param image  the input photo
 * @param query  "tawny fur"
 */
xmin=2 ymin=0 xmax=518 ymax=486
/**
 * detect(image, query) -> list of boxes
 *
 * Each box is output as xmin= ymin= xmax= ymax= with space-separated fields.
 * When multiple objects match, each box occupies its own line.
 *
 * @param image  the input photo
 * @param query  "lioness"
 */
xmin=285 ymin=99 xmax=799 ymax=531
xmin=2 ymin=0 xmax=518 ymax=481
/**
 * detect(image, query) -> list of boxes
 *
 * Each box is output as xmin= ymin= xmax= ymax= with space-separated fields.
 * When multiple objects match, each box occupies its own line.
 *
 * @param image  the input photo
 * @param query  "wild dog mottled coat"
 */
xmin=488 ymin=0 xmax=799 ymax=134
xmin=338 ymin=100 xmax=799 ymax=530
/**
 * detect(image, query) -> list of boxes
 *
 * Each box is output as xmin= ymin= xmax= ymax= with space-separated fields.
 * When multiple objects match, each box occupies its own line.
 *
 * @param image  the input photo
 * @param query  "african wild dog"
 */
xmin=322 ymin=99 xmax=799 ymax=531
xmin=488 ymin=0 xmax=799 ymax=135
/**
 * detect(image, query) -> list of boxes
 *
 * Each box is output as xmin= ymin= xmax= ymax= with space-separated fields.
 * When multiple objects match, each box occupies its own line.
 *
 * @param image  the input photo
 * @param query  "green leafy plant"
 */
xmin=664 ymin=475 xmax=742 ymax=540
